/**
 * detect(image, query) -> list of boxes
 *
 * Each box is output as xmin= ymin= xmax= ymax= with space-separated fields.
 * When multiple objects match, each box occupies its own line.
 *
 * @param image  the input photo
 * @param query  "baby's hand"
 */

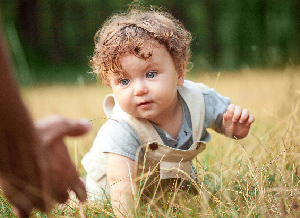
xmin=221 ymin=104 xmax=255 ymax=139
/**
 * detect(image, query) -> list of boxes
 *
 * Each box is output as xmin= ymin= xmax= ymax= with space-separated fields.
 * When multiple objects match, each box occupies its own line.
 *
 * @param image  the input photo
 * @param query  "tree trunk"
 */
xmin=18 ymin=0 xmax=39 ymax=47
xmin=50 ymin=1 xmax=65 ymax=63
xmin=203 ymin=0 xmax=220 ymax=67
xmin=297 ymin=0 xmax=300 ymax=64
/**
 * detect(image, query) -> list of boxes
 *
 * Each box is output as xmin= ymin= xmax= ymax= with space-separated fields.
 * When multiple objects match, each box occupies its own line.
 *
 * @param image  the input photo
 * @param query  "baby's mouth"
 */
xmin=138 ymin=101 xmax=152 ymax=107
xmin=139 ymin=102 xmax=149 ymax=106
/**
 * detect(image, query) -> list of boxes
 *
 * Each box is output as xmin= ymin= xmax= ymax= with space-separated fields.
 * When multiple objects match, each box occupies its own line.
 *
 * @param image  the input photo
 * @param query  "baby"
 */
xmin=82 ymin=8 xmax=255 ymax=216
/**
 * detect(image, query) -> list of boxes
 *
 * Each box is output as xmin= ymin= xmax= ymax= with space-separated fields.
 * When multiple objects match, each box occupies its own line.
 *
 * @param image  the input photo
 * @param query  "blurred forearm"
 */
xmin=0 ymin=27 xmax=42 ymax=180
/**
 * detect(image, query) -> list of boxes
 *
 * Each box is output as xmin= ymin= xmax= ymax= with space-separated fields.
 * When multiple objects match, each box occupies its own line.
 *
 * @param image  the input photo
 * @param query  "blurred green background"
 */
xmin=0 ymin=0 xmax=299 ymax=86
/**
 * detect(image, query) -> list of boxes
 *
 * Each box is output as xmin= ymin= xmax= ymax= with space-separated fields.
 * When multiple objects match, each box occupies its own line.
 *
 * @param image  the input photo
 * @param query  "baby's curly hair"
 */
xmin=91 ymin=8 xmax=192 ymax=86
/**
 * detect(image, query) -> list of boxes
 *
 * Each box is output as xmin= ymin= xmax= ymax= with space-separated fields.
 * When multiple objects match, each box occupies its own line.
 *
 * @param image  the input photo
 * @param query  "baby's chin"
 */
xmin=125 ymin=110 xmax=158 ymax=121
xmin=119 ymin=104 xmax=160 ymax=120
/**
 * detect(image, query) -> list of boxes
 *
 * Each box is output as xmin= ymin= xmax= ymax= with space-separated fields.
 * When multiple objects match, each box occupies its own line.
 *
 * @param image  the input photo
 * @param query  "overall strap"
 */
xmin=177 ymin=80 xmax=205 ymax=142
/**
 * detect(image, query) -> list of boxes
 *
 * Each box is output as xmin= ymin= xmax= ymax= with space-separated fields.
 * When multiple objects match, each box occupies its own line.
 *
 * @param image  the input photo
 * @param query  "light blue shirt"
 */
xmin=92 ymin=84 xmax=230 ymax=161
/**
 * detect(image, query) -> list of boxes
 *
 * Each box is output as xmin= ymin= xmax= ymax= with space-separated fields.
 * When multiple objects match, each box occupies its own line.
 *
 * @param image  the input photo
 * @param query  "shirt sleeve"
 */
xmin=95 ymin=119 xmax=142 ymax=161
xmin=201 ymin=85 xmax=231 ymax=130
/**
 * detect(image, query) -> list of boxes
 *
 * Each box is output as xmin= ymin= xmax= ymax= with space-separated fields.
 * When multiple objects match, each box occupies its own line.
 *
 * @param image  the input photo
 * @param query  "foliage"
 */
xmin=0 ymin=0 xmax=299 ymax=85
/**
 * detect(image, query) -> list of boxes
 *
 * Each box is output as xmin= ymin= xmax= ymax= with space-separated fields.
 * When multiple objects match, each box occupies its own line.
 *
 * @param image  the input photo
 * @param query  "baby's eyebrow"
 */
xmin=146 ymin=62 xmax=159 ymax=69
xmin=112 ymin=70 xmax=124 ymax=76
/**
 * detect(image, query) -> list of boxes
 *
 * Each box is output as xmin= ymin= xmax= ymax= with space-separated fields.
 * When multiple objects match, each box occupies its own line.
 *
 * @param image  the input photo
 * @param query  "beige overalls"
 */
xmin=83 ymin=80 xmax=207 ymax=199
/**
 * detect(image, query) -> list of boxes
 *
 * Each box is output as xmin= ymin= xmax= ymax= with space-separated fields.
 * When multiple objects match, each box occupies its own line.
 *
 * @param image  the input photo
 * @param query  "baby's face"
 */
xmin=109 ymin=41 xmax=185 ymax=124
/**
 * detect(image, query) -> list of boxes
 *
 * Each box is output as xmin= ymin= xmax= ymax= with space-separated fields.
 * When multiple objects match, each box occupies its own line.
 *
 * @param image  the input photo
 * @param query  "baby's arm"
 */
xmin=217 ymin=104 xmax=255 ymax=139
xmin=107 ymin=153 xmax=137 ymax=217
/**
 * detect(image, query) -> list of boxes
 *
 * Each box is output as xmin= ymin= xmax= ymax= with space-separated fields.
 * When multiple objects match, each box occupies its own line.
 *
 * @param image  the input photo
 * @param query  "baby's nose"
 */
xmin=134 ymin=81 xmax=148 ymax=96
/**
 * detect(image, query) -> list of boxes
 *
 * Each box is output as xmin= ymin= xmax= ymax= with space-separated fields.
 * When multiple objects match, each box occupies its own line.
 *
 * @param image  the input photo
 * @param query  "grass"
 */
xmin=1 ymin=67 xmax=300 ymax=217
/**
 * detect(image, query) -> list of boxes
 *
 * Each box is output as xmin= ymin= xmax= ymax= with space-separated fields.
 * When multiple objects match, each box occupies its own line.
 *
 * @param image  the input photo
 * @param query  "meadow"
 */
xmin=1 ymin=68 xmax=300 ymax=217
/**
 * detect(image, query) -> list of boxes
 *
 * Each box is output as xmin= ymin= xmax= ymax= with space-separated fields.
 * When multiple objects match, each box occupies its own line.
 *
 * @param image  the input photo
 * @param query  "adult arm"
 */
xmin=0 ymin=26 xmax=90 ymax=217
xmin=0 ymin=23 xmax=49 ymax=216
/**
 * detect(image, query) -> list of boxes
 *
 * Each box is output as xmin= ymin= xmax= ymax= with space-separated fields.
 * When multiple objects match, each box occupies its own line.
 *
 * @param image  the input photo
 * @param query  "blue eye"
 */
xmin=119 ymin=78 xmax=130 ymax=86
xmin=146 ymin=71 xmax=157 ymax=78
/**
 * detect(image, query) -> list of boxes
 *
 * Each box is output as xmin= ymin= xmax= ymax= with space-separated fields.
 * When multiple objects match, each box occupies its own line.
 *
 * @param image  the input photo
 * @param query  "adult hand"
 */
xmin=221 ymin=104 xmax=255 ymax=139
xmin=35 ymin=115 xmax=91 ymax=203
xmin=1 ymin=116 xmax=91 ymax=218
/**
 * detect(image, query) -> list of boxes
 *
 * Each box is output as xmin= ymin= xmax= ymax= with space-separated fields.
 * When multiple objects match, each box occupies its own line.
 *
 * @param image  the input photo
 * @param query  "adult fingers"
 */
xmin=35 ymin=116 xmax=91 ymax=145
xmin=60 ymin=118 xmax=91 ymax=137
xmin=10 ymin=194 xmax=34 ymax=218
xmin=49 ymin=170 xmax=87 ymax=203
xmin=48 ymin=170 xmax=85 ymax=203
xmin=45 ymin=141 xmax=74 ymax=203
xmin=70 ymin=177 xmax=87 ymax=202
xmin=50 ymin=185 xmax=69 ymax=204
xmin=13 ymin=207 xmax=31 ymax=218
xmin=0 ymin=177 xmax=48 ymax=217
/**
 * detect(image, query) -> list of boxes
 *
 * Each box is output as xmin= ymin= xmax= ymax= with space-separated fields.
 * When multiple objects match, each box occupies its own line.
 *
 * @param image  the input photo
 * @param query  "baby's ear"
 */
xmin=177 ymin=62 xmax=186 ymax=86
